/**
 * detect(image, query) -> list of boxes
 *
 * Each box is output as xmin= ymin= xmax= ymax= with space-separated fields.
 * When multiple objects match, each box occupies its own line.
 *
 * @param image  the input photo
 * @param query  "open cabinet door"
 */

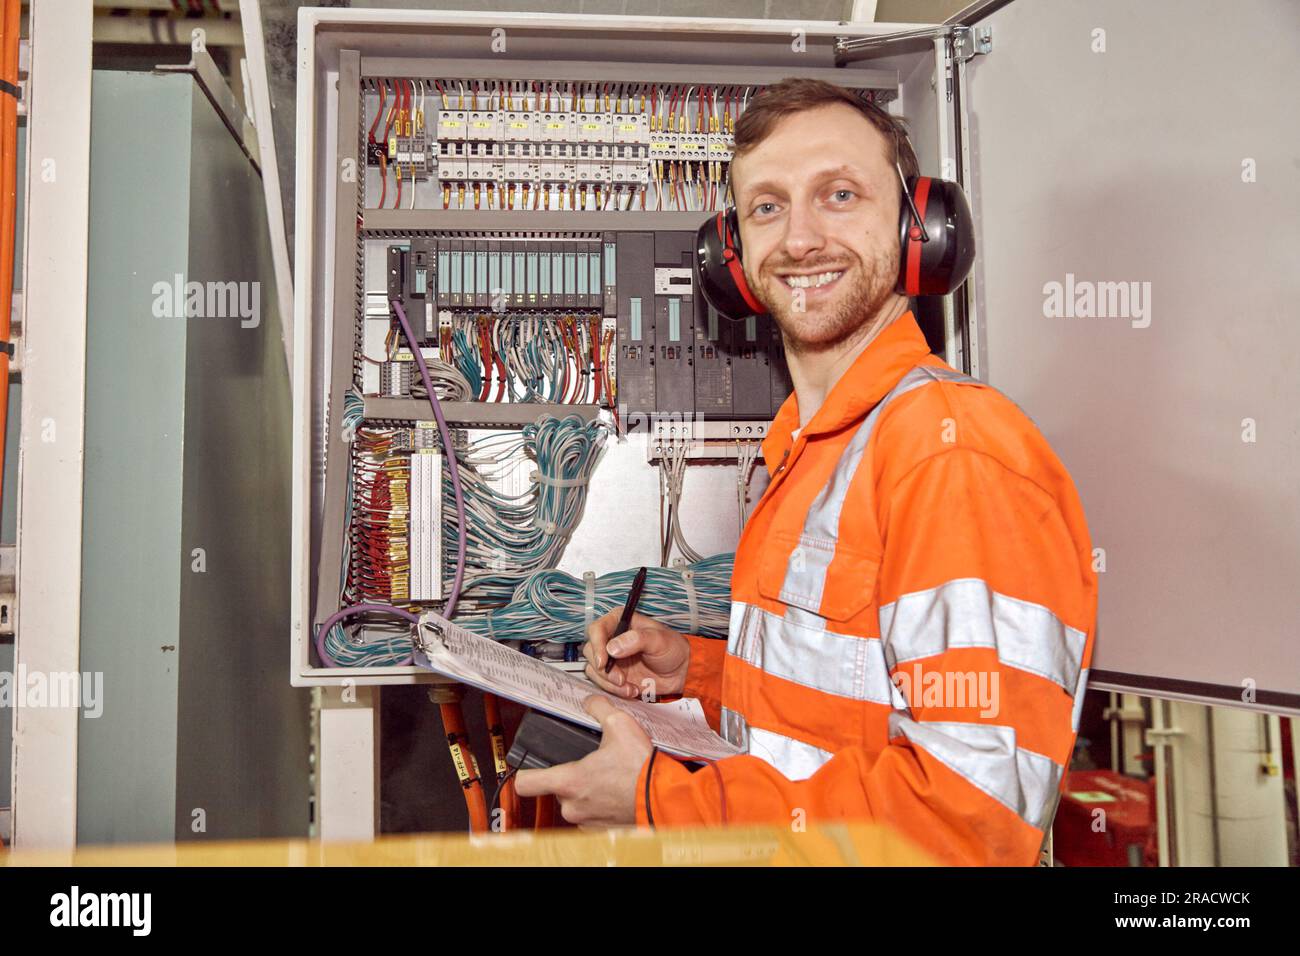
xmin=956 ymin=0 xmax=1300 ymax=711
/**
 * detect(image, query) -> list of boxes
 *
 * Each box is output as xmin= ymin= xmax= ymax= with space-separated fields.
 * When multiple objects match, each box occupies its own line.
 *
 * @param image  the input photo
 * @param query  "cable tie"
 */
xmin=530 ymin=471 xmax=590 ymax=487
xmin=0 ymin=340 xmax=13 ymax=357
xmin=538 ymin=519 xmax=557 ymax=535
xmin=0 ymin=80 xmax=19 ymax=100
xmin=583 ymin=571 xmax=597 ymax=634
xmin=679 ymin=567 xmax=699 ymax=635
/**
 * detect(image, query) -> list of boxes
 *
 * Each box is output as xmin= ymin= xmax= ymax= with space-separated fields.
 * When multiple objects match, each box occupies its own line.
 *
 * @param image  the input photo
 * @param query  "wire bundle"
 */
xmin=466 ymin=552 xmax=735 ymax=646
xmin=444 ymin=414 xmax=610 ymax=612
xmin=432 ymin=313 xmax=612 ymax=408
xmin=368 ymin=78 xmax=428 ymax=210
xmin=325 ymin=414 xmax=608 ymax=666
xmin=735 ymin=441 xmax=761 ymax=527
xmin=659 ymin=441 xmax=706 ymax=565
xmin=364 ymin=325 xmax=475 ymax=402
xmin=346 ymin=426 xmax=411 ymax=604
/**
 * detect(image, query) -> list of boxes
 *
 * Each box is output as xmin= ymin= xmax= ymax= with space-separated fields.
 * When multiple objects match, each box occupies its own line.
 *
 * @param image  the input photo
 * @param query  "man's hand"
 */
xmin=513 ymin=696 xmax=653 ymax=826
xmin=582 ymin=607 xmax=691 ymax=701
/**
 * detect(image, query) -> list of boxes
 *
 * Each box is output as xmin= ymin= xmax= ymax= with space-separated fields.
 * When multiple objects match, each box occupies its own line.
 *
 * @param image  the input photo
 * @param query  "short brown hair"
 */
xmin=731 ymin=77 xmax=919 ymax=198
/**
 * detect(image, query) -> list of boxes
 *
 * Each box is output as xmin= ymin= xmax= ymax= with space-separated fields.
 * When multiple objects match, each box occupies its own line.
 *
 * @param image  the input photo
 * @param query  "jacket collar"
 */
xmin=761 ymin=310 xmax=932 ymax=475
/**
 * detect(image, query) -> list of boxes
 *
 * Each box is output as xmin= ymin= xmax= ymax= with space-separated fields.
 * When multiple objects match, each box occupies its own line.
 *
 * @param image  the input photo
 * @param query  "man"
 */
xmin=515 ymin=78 xmax=1097 ymax=866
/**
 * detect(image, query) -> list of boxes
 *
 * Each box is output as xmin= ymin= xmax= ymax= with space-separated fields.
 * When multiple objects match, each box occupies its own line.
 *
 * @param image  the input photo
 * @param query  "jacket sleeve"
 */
xmin=680 ymin=634 xmax=727 ymax=732
xmin=636 ymin=447 xmax=1096 ymax=866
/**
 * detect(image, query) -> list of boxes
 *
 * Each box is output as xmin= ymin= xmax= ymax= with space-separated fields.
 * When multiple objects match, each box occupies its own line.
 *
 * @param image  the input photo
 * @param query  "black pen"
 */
xmin=603 ymin=566 xmax=648 ymax=675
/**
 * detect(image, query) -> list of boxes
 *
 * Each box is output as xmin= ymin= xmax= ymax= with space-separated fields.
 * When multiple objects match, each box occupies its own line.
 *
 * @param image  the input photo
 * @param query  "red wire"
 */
xmin=383 ymin=80 xmax=397 ymax=141
xmin=476 ymin=321 xmax=493 ymax=402
xmin=558 ymin=321 xmax=573 ymax=403
xmin=589 ymin=317 xmax=602 ymax=404
xmin=369 ymin=81 xmax=385 ymax=142
xmin=604 ymin=330 xmax=617 ymax=419
xmin=574 ymin=321 xmax=586 ymax=404
xmin=569 ymin=321 xmax=583 ymax=403
xmin=492 ymin=355 xmax=505 ymax=402
xmin=395 ymin=81 xmax=412 ymax=209
xmin=491 ymin=324 xmax=508 ymax=402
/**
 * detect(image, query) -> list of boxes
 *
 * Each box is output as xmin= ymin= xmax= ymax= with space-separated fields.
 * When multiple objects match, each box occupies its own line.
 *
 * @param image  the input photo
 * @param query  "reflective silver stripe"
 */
xmin=779 ymin=364 xmax=974 ymax=612
xmin=728 ymin=602 xmax=894 ymax=705
xmin=1071 ymin=667 xmax=1090 ymax=732
xmin=888 ymin=712 xmax=1063 ymax=830
xmin=720 ymin=706 xmax=748 ymax=750
xmin=722 ymin=707 xmax=835 ymax=780
xmin=725 ymin=600 xmax=749 ymax=658
xmin=879 ymin=578 xmax=1088 ymax=694
xmin=746 ymin=725 xmax=835 ymax=781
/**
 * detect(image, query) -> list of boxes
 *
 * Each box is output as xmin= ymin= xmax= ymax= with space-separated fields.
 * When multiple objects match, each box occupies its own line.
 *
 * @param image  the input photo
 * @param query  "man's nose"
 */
xmin=781 ymin=201 xmax=826 ymax=260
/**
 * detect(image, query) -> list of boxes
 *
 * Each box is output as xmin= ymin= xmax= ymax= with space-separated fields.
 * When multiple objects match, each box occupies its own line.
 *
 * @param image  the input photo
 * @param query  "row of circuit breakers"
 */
xmin=361 ymin=81 xmax=786 ymax=210
xmin=384 ymin=231 xmax=793 ymax=420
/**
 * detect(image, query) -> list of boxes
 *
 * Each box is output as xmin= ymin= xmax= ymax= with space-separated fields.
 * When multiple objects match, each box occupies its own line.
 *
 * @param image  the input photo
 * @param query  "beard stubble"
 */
xmin=748 ymin=238 xmax=899 ymax=356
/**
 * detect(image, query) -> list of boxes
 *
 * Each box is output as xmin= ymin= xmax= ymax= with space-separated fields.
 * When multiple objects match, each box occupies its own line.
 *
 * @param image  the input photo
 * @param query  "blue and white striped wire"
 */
xmin=441 ymin=413 xmax=610 ymax=612
xmin=464 ymin=552 xmax=734 ymax=646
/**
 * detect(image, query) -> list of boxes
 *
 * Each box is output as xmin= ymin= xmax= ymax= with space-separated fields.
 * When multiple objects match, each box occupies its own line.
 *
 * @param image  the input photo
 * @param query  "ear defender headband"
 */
xmin=694 ymin=127 xmax=976 ymax=321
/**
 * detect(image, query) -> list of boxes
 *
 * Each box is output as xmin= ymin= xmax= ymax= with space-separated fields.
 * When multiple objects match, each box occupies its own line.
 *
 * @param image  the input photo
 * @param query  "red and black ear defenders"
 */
xmin=694 ymin=154 xmax=976 ymax=321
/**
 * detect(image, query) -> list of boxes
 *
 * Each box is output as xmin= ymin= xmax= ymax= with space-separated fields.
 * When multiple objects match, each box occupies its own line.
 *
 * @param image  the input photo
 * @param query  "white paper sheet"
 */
xmin=411 ymin=612 xmax=742 ymax=761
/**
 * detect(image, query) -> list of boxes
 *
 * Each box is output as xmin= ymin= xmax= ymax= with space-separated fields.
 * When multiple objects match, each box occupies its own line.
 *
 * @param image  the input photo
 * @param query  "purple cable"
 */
xmin=315 ymin=603 xmax=421 ymax=668
xmin=312 ymin=300 xmax=471 ymax=668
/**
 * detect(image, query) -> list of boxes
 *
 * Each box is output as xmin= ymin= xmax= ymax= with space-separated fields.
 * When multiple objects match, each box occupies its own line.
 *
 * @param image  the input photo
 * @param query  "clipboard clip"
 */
xmin=413 ymin=619 xmax=449 ymax=656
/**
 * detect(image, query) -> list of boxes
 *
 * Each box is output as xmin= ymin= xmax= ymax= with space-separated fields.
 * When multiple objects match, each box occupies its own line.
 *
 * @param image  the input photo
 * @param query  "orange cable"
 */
xmin=439 ymin=699 xmax=490 ymax=833
xmin=0 ymin=0 xmax=22 ymax=510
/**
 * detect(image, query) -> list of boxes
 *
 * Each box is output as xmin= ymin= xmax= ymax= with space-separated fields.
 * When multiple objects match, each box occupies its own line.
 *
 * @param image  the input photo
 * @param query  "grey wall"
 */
xmin=78 ymin=71 xmax=193 ymax=844
xmin=174 ymin=77 xmax=309 ymax=842
xmin=965 ymin=0 xmax=1300 ymax=705
xmin=78 ymin=71 xmax=310 ymax=844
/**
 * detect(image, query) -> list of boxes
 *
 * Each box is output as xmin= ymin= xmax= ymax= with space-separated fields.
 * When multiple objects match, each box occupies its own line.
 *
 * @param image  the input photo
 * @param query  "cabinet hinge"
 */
xmin=952 ymin=25 xmax=993 ymax=63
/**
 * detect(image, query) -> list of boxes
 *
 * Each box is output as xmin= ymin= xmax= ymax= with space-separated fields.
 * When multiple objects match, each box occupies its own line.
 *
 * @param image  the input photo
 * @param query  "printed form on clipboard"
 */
xmin=412 ymin=613 xmax=742 ymax=761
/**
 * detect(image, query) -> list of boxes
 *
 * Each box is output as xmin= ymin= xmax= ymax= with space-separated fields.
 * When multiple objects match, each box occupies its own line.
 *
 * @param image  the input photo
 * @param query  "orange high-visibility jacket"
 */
xmin=635 ymin=311 xmax=1098 ymax=866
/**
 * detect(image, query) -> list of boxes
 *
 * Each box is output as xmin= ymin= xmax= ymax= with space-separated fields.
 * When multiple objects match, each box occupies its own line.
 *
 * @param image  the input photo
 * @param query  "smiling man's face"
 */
xmin=732 ymin=102 xmax=903 ymax=354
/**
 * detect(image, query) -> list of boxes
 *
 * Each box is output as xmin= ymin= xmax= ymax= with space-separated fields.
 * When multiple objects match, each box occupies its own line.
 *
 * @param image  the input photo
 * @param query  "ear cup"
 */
xmin=896 ymin=176 xmax=976 ymax=297
xmin=694 ymin=208 xmax=768 ymax=320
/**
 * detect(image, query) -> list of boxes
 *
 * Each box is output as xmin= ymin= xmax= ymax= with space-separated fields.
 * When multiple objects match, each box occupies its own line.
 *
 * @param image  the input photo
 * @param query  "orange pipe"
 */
xmin=0 ymin=0 xmax=21 ymax=510
xmin=483 ymin=693 xmax=521 ymax=831
xmin=534 ymin=793 xmax=557 ymax=830
xmin=438 ymin=700 xmax=490 ymax=833
xmin=482 ymin=693 xmax=508 ymax=830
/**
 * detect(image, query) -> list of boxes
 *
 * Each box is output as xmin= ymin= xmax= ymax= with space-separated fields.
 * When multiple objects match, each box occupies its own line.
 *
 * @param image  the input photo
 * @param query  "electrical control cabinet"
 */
xmin=291 ymin=10 xmax=966 ymax=686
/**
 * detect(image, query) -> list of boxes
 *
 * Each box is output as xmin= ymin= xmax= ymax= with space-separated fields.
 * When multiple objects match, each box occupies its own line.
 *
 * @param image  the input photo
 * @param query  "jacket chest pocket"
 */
xmin=745 ymin=532 xmax=896 ymax=716
xmin=755 ymin=530 xmax=881 ymax=625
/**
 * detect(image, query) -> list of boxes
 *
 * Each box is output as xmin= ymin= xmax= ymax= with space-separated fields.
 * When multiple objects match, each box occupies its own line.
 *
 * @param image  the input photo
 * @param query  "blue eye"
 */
xmin=831 ymin=189 xmax=854 ymax=202
xmin=754 ymin=202 xmax=777 ymax=216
